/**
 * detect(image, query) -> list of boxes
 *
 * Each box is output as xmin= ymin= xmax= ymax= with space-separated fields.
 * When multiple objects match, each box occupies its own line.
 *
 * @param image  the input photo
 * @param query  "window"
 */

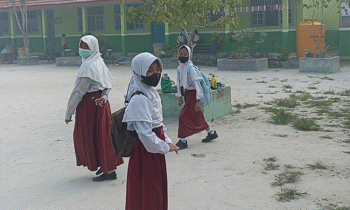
xmin=209 ymin=8 xmax=225 ymax=23
xmin=77 ymin=7 xmax=105 ymax=32
xmin=77 ymin=8 xmax=83 ymax=31
xmin=0 ymin=12 xmax=9 ymax=35
xmin=114 ymin=4 xmax=145 ymax=31
xmin=17 ymin=10 xmax=38 ymax=34
xmin=251 ymin=0 xmax=282 ymax=27
xmin=342 ymin=2 xmax=350 ymax=27
xmin=289 ymin=0 xmax=295 ymax=26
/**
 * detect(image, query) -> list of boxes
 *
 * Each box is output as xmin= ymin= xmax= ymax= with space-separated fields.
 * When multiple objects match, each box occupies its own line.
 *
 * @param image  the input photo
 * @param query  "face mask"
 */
xmin=79 ymin=48 xmax=92 ymax=59
xmin=141 ymin=73 xmax=161 ymax=87
xmin=178 ymin=56 xmax=189 ymax=63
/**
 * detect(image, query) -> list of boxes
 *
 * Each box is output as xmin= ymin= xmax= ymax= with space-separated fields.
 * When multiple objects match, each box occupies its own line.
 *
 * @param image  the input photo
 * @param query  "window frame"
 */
xmin=16 ymin=10 xmax=39 ymax=34
xmin=77 ymin=6 xmax=105 ymax=32
xmin=0 ymin=12 xmax=10 ymax=35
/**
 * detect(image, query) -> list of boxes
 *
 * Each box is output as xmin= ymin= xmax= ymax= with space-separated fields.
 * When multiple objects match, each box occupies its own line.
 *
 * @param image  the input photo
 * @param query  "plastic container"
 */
xmin=210 ymin=74 xmax=217 ymax=89
xmin=296 ymin=19 xmax=325 ymax=59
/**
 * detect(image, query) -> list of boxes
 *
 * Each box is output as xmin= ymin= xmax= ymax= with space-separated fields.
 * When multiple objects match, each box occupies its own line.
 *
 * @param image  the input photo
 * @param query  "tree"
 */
xmin=126 ymin=0 xmax=242 ymax=51
xmin=303 ymin=0 xmax=350 ymax=57
xmin=6 ymin=0 xmax=29 ymax=57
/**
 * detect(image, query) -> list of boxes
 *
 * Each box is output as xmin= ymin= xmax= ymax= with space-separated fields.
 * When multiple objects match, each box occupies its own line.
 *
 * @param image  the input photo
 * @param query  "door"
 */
xmin=151 ymin=21 xmax=165 ymax=46
xmin=46 ymin=9 xmax=55 ymax=48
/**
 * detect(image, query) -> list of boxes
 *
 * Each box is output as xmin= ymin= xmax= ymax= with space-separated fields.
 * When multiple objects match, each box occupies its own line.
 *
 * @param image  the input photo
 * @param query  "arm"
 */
xmin=175 ymin=70 xmax=182 ymax=98
xmin=133 ymin=121 xmax=170 ymax=154
xmin=65 ymin=77 xmax=92 ymax=122
xmin=95 ymin=88 xmax=111 ymax=107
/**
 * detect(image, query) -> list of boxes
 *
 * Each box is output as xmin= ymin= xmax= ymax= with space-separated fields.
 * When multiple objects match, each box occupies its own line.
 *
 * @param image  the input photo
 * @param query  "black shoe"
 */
xmin=92 ymin=171 xmax=117 ymax=182
xmin=96 ymin=168 xmax=102 ymax=176
xmin=176 ymin=140 xmax=188 ymax=150
xmin=202 ymin=131 xmax=218 ymax=142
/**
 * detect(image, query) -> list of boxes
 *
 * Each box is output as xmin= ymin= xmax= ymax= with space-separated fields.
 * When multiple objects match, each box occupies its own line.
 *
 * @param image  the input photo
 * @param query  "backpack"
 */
xmin=110 ymin=91 xmax=144 ymax=157
xmin=179 ymin=64 xmax=212 ymax=106
xmin=161 ymin=74 xmax=177 ymax=93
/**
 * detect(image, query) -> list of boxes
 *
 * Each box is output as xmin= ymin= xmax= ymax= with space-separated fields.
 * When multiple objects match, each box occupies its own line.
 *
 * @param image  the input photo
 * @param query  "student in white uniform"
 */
xmin=65 ymin=35 xmax=124 ymax=181
xmin=122 ymin=52 xmax=179 ymax=210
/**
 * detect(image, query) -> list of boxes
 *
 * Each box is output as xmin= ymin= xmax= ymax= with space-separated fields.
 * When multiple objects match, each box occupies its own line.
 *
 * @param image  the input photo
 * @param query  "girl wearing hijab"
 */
xmin=123 ymin=52 xmax=179 ymax=210
xmin=175 ymin=45 xmax=218 ymax=150
xmin=65 ymin=35 xmax=124 ymax=181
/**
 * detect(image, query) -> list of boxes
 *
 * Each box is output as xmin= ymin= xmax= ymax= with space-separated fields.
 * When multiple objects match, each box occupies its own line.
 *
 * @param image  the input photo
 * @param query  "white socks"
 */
xmin=107 ymin=170 xmax=115 ymax=174
xmin=180 ymin=139 xmax=187 ymax=143
xmin=208 ymin=129 xmax=215 ymax=134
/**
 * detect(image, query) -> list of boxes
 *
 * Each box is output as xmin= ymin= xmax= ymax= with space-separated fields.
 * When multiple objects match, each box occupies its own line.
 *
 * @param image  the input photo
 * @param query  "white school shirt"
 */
xmin=66 ymin=77 xmax=110 ymax=120
xmin=124 ymin=95 xmax=172 ymax=154
xmin=175 ymin=66 xmax=203 ymax=100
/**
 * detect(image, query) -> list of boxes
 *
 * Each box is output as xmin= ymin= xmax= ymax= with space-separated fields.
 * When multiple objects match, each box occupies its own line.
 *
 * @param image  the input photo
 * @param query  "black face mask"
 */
xmin=178 ymin=56 xmax=189 ymax=63
xmin=141 ymin=73 xmax=161 ymax=87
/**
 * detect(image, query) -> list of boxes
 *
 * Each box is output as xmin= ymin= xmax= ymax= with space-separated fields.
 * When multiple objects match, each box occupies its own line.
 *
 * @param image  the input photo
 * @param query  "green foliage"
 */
xmin=269 ymin=108 xmax=296 ymax=125
xmin=229 ymin=28 xmax=267 ymax=57
xmin=275 ymin=186 xmax=307 ymax=202
xmin=306 ymin=161 xmax=327 ymax=170
xmin=271 ymin=170 xmax=304 ymax=187
xmin=43 ymin=45 xmax=57 ymax=61
xmin=126 ymin=0 xmax=242 ymax=48
xmin=211 ymin=33 xmax=224 ymax=52
xmin=293 ymin=117 xmax=320 ymax=131
xmin=278 ymin=46 xmax=290 ymax=61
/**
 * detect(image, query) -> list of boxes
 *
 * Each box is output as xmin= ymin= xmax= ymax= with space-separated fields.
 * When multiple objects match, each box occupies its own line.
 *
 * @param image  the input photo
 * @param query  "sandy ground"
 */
xmin=1 ymin=62 xmax=350 ymax=210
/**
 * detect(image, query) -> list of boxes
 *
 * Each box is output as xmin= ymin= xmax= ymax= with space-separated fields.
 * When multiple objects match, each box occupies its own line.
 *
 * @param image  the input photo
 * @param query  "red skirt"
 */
xmin=125 ymin=126 xmax=168 ymax=210
xmin=178 ymin=90 xmax=209 ymax=138
xmin=73 ymin=91 xmax=124 ymax=173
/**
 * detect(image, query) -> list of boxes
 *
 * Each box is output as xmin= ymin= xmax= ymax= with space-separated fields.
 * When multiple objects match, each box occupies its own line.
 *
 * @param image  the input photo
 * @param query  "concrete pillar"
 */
xmin=224 ymin=6 xmax=232 ymax=52
xmin=41 ymin=9 xmax=47 ymax=50
xmin=282 ymin=0 xmax=289 ymax=47
xmin=9 ymin=12 xmax=16 ymax=45
xmin=82 ymin=7 xmax=88 ymax=34
xmin=165 ymin=22 xmax=170 ymax=49
xmin=120 ymin=0 xmax=127 ymax=57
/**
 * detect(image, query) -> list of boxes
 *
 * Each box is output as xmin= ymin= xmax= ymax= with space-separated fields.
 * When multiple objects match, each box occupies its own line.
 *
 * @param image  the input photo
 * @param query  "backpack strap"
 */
xmin=125 ymin=91 xmax=145 ymax=104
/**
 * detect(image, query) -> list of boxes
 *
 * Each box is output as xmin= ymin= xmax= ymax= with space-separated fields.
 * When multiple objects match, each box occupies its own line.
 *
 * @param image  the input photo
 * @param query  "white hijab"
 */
xmin=177 ymin=45 xmax=202 ymax=89
xmin=76 ymin=35 xmax=112 ymax=88
xmin=123 ymin=52 xmax=163 ymax=124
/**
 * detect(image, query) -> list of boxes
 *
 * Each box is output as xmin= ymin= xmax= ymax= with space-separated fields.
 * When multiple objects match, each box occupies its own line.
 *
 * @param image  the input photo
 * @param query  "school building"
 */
xmin=0 ymin=0 xmax=349 ymax=59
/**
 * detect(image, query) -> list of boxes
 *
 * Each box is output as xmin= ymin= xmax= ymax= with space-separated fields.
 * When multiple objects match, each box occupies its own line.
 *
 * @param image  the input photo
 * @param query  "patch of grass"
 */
xmin=323 ymin=90 xmax=336 ymax=95
xmin=293 ymin=117 xmax=320 ymax=131
xmin=234 ymin=103 xmax=258 ymax=109
xmin=339 ymin=89 xmax=350 ymax=96
xmin=322 ymin=76 xmax=334 ymax=80
xmin=273 ymin=133 xmax=288 ymax=138
xmin=308 ymin=86 xmax=317 ymax=90
xmin=275 ymin=186 xmax=307 ymax=202
xmin=280 ymin=79 xmax=288 ymax=82
xmin=315 ymin=108 xmax=331 ymax=116
xmin=256 ymin=80 xmax=267 ymax=84
xmin=306 ymin=161 xmax=327 ymax=170
xmin=271 ymin=170 xmax=304 ymax=187
xmin=283 ymin=84 xmax=293 ymax=89
xmin=264 ymin=162 xmax=280 ymax=171
xmin=284 ymin=164 xmax=295 ymax=169
xmin=290 ymin=92 xmax=314 ymax=101
xmin=273 ymin=98 xmax=299 ymax=108
xmin=319 ymin=135 xmax=333 ymax=139
xmin=317 ymin=202 xmax=350 ymax=210
xmin=343 ymin=118 xmax=350 ymax=129
xmin=269 ymin=108 xmax=296 ymax=125
xmin=246 ymin=78 xmax=253 ymax=80
xmin=268 ymin=85 xmax=276 ymax=88
xmin=263 ymin=156 xmax=277 ymax=162
xmin=343 ymin=139 xmax=350 ymax=144
xmin=328 ymin=111 xmax=344 ymax=119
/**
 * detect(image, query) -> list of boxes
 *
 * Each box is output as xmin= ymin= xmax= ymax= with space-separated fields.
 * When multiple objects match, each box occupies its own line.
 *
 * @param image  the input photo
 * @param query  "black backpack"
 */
xmin=110 ymin=91 xmax=144 ymax=157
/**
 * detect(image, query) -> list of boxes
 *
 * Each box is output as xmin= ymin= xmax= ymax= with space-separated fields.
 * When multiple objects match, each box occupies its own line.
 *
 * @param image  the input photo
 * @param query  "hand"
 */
xmin=95 ymin=98 xmax=106 ymax=107
xmin=195 ymin=100 xmax=201 ymax=111
xmin=178 ymin=97 xmax=183 ymax=106
xmin=65 ymin=119 xmax=72 ymax=124
xmin=168 ymin=143 xmax=179 ymax=155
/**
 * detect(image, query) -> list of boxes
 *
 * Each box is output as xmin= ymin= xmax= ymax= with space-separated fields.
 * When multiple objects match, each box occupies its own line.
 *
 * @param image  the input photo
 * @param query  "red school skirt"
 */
xmin=73 ymin=91 xmax=124 ymax=174
xmin=178 ymin=89 xmax=209 ymax=138
xmin=125 ymin=126 xmax=168 ymax=210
